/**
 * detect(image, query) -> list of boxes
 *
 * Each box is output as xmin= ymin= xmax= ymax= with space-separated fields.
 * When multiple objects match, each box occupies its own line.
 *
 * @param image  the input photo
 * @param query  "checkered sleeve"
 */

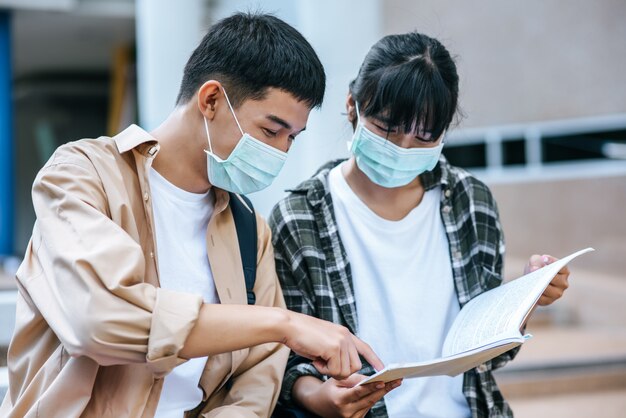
xmin=268 ymin=196 xmax=325 ymax=406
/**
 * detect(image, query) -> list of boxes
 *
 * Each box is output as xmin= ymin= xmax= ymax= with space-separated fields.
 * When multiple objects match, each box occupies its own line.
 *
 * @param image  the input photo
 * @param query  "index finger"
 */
xmin=352 ymin=335 xmax=384 ymax=371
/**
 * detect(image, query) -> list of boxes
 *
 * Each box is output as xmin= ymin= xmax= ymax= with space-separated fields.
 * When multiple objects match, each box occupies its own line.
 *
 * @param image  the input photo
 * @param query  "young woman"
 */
xmin=269 ymin=32 xmax=570 ymax=418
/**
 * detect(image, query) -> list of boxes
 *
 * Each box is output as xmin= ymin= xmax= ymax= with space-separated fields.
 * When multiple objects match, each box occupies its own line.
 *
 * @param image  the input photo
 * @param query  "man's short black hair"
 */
xmin=176 ymin=12 xmax=325 ymax=109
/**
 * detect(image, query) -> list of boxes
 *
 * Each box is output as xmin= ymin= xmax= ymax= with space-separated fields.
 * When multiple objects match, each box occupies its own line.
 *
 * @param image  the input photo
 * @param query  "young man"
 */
xmin=0 ymin=13 xmax=380 ymax=418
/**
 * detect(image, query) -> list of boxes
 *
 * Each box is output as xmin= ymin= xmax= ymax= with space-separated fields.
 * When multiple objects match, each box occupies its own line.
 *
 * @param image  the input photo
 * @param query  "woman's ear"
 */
xmin=197 ymin=80 xmax=223 ymax=120
xmin=346 ymin=93 xmax=360 ymax=128
xmin=346 ymin=93 xmax=357 ymax=125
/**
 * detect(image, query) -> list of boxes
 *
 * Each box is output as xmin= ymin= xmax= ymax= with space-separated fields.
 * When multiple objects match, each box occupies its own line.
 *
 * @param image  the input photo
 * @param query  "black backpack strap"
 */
xmin=228 ymin=192 xmax=257 ymax=305
xmin=272 ymin=405 xmax=317 ymax=418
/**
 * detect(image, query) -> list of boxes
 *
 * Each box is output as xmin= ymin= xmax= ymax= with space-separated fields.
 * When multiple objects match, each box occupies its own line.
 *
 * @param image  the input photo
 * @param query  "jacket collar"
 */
xmin=114 ymin=124 xmax=232 ymax=213
xmin=114 ymin=124 xmax=160 ymax=156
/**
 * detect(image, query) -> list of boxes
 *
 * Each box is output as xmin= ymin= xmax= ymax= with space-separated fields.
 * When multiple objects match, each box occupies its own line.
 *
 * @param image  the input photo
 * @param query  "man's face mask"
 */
xmin=203 ymin=88 xmax=287 ymax=195
xmin=347 ymin=102 xmax=444 ymax=188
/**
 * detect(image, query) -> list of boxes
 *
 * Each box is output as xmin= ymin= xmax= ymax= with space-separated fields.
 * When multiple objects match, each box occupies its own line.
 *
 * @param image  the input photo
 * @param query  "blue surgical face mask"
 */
xmin=204 ymin=88 xmax=287 ymax=195
xmin=347 ymin=102 xmax=444 ymax=188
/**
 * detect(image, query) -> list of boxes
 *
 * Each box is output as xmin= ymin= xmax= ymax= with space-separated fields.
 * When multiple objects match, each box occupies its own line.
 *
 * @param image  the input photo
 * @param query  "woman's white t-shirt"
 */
xmin=328 ymin=163 xmax=469 ymax=418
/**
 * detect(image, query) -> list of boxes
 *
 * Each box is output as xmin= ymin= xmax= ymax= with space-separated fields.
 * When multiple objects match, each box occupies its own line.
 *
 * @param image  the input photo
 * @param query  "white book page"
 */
xmin=360 ymin=337 xmax=526 ymax=384
xmin=442 ymin=248 xmax=594 ymax=357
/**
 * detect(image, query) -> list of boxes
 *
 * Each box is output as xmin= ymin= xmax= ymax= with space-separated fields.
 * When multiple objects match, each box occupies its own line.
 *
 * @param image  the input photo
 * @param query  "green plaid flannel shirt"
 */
xmin=269 ymin=157 xmax=518 ymax=418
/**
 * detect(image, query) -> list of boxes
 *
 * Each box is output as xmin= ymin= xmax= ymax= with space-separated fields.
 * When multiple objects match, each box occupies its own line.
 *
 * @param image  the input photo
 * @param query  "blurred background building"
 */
xmin=0 ymin=0 xmax=624 ymax=415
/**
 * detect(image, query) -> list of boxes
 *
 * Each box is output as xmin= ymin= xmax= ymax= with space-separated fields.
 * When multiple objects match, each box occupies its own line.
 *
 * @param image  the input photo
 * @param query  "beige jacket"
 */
xmin=0 ymin=125 xmax=289 ymax=418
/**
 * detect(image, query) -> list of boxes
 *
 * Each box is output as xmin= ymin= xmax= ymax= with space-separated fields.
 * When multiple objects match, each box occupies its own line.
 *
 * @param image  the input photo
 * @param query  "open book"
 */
xmin=360 ymin=247 xmax=594 ymax=385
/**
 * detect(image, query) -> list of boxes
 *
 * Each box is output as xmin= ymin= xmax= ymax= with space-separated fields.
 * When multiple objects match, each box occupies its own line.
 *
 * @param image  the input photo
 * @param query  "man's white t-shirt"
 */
xmin=328 ymin=163 xmax=469 ymax=418
xmin=149 ymin=168 xmax=220 ymax=418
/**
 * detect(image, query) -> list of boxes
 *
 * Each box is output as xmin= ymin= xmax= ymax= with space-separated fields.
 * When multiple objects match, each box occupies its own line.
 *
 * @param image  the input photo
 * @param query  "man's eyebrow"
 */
xmin=266 ymin=115 xmax=292 ymax=130
xmin=266 ymin=114 xmax=306 ymax=133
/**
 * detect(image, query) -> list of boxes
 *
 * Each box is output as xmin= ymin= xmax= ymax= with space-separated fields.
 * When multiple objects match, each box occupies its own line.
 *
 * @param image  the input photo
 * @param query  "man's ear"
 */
xmin=197 ymin=80 xmax=223 ymax=120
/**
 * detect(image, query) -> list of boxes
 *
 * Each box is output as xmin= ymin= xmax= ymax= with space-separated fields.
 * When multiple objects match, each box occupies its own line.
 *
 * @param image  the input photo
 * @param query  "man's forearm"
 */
xmin=180 ymin=302 xmax=383 ymax=381
xmin=179 ymin=304 xmax=290 ymax=359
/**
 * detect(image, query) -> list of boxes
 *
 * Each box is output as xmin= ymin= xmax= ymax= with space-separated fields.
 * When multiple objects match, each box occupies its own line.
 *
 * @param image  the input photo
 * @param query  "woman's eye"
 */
xmin=374 ymin=123 xmax=396 ymax=134
xmin=415 ymin=136 xmax=437 ymax=143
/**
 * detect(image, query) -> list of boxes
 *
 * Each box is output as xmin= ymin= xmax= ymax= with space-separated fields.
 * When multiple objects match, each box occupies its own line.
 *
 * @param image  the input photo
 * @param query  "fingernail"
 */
xmin=376 ymin=383 xmax=384 ymax=389
xmin=543 ymin=256 xmax=550 ymax=263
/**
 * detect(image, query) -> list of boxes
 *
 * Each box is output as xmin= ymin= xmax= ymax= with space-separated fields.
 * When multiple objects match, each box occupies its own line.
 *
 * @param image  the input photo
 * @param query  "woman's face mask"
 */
xmin=203 ymin=88 xmax=287 ymax=195
xmin=347 ymin=102 xmax=444 ymax=188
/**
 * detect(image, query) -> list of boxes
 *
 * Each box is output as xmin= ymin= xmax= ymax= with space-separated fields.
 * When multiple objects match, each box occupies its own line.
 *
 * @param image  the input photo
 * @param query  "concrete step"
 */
xmin=493 ymin=325 xmax=626 ymax=417
xmin=507 ymin=388 xmax=626 ymax=418
xmin=496 ymin=356 xmax=626 ymax=397
xmin=495 ymin=325 xmax=626 ymax=397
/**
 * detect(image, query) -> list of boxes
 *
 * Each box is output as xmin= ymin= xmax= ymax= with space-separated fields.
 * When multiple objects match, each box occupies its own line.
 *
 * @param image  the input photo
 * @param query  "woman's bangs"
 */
xmin=363 ymin=61 xmax=454 ymax=139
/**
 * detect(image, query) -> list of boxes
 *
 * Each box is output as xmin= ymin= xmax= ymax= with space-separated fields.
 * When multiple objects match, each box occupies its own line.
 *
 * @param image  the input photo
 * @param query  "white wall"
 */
xmin=382 ymin=0 xmax=626 ymax=128
xmin=135 ymin=0 xmax=204 ymax=131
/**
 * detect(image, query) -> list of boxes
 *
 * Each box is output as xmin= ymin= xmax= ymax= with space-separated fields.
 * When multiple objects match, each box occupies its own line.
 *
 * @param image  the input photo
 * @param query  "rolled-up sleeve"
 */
xmin=27 ymin=154 xmax=202 ymax=377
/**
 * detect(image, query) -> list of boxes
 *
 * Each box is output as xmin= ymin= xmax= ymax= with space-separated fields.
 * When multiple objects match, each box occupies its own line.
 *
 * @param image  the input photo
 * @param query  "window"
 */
xmin=443 ymin=115 xmax=626 ymax=173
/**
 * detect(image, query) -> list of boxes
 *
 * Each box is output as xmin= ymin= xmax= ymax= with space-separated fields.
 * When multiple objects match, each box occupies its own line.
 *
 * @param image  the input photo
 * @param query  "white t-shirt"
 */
xmin=149 ymin=168 xmax=220 ymax=418
xmin=328 ymin=163 xmax=469 ymax=418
